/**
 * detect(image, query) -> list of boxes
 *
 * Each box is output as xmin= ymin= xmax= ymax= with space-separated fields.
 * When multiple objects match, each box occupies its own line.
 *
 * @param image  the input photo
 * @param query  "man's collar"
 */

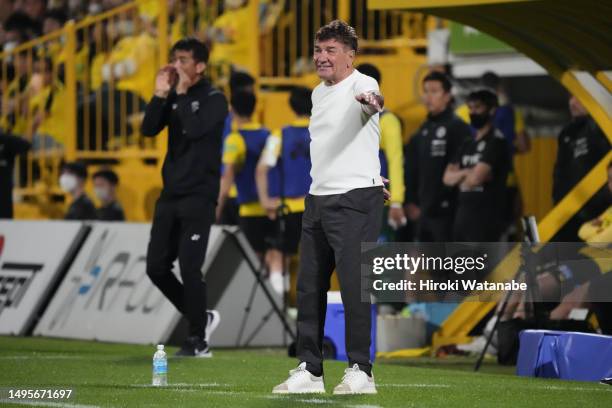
xmin=238 ymin=122 xmax=262 ymax=131
xmin=291 ymin=118 xmax=310 ymax=127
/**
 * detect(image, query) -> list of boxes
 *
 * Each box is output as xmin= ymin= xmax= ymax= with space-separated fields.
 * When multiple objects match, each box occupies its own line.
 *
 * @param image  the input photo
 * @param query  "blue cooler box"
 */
xmin=323 ymin=291 xmax=377 ymax=362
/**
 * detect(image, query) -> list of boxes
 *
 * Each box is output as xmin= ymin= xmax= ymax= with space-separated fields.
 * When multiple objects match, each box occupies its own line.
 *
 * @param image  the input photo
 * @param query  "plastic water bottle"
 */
xmin=152 ymin=344 xmax=167 ymax=386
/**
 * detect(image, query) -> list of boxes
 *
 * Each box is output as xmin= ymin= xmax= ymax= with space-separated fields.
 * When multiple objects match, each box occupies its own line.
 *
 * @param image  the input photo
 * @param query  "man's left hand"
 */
xmin=355 ymin=91 xmax=384 ymax=112
xmin=175 ymin=66 xmax=193 ymax=94
xmin=388 ymin=206 xmax=407 ymax=230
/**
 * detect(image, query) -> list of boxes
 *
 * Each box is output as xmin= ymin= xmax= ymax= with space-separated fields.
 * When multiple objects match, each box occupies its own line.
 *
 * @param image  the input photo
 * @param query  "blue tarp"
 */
xmin=517 ymin=330 xmax=612 ymax=382
xmin=324 ymin=303 xmax=377 ymax=362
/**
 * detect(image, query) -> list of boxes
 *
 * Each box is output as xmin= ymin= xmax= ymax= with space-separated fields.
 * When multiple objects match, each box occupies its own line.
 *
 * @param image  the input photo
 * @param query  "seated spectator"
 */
xmin=498 ymin=163 xmax=612 ymax=334
xmin=93 ymin=168 xmax=125 ymax=221
xmin=94 ymin=13 xmax=157 ymax=101
xmin=60 ymin=161 xmax=97 ymax=220
xmin=578 ymin=160 xmax=612 ymax=243
xmin=548 ymin=161 xmax=612 ymax=331
xmin=1 ymin=12 xmax=38 ymax=135
xmin=16 ymin=0 xmax=47 ymax=22
xmin=42 ymin=8 xmax=67 ymax=35
xmin=28 ymin=56 xmax=67 ymax=149
xmin=208 ymin=0 xmax=253 ymax=73
xmin=3 ymin=11 xmax=41 ymax=43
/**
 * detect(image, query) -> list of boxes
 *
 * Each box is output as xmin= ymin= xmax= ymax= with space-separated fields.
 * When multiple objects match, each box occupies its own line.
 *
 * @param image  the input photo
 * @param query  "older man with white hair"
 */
xmin=273 ymin=20 xmax=385 ymax=395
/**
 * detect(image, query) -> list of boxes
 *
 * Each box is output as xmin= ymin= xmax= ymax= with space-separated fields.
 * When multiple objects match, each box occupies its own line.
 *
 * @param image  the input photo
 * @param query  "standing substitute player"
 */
xmin=141 ymin=38 xmax=225 ymax=357
xmin=273 ymin=20 xmax=384 ymax=395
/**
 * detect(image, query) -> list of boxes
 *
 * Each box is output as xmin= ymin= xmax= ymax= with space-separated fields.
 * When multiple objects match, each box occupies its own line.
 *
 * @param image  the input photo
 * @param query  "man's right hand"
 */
xmin=406 ymin=203 xmax=421 ymax=221
xmin=154 ymin=65 xmax=177 ymax=98
xmin=263 ymin=198 xmax=280 ymax=220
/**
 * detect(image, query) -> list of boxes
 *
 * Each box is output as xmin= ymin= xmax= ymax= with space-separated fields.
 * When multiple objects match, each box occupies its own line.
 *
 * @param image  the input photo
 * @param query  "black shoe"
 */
xmin=601 ymin=377 xmax=612 ymax=385
xmin=175 ymin=336 xmax=212 ymax=358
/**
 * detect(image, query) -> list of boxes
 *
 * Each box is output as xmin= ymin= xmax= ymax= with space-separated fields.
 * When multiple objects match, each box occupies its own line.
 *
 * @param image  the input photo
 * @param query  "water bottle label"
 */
xmin=153 ymin=361 xmax=167 ymax=374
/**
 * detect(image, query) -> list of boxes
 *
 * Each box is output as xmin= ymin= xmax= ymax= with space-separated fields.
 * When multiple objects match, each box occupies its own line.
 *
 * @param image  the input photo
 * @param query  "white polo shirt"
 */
xmin=308 ymin=69 xmax=383 ymax=195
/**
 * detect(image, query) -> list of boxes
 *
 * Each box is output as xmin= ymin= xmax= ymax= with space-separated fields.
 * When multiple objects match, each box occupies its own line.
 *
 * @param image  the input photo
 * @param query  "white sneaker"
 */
xmin=269 ymin=273 xmax=284 ymax=295
xmin=272 ymin=362 xmax=325 ymax=394
xmin=333 ymin=364 xmax=377 ymax=395
xmin=205 ymin=310 xmax=221 ymax=343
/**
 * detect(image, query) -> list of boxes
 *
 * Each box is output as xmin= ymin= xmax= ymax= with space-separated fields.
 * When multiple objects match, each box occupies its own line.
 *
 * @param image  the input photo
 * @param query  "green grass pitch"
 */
xmin=1 ymin=336 xmax=611 ymax=407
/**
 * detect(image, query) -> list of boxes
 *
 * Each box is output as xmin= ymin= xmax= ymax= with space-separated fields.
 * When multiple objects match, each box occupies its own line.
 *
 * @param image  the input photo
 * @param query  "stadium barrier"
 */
xmin=0 ymin=220 xmax=287 ymax=346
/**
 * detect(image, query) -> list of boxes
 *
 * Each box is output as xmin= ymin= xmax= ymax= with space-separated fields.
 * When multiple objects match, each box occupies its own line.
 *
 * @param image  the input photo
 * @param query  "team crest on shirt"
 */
xmin=191 ymin=101 xmax=200 ymax=112
xmin=436 ymin=126 xmax=446 ymax=138
xmin=573 ymin=137 xmax=588 ymax=158
xmin=477 ymin=141 xmax=486 ymax=152
xmin=172 ymin=103 xmax=178 ymax=110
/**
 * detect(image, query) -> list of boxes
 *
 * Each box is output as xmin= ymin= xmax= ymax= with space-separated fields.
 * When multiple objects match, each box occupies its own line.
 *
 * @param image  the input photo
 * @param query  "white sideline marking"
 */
xmin=0 ymin=355 xmax=85 ymax=360
xmin=294 ymin=398 xmax=333 ymax=404
xmin=203 ymin=391 xmax=242 ymax=396
xmin=379 ymin=383 xmax=450 ymax=388
xmin=263 ymin=396 xmax=333 ymax=403
xmin=533 ymin=385 xmax=612 ymax=392
xmin=130 ymin=383 xmax=229 ymax=388
xmin=346 ymin=405 xmax=383 ymax=408
xmin=0 ymin=400 xmax=100 ymax=408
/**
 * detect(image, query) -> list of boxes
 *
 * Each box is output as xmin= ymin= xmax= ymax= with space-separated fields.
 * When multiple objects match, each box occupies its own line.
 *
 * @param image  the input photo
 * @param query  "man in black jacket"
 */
xmin=404 ymin=72 xmax=472 ymax=241
xmin=443 ymin=89 xmax=510 ymax=242
xmin=92 ymin=168 xmax=125 ymax=221
xmin=141 ymin=38 xmax=226 ymax=357
xmin=552 ymin=95 xmax=610 ymax=241
xmin=0 ymin=132 xmax=31 ymax=218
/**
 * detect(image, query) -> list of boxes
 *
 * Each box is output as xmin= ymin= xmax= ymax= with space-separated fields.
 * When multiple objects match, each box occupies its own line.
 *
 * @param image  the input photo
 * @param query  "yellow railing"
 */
xmin=260 ymin=0 xmax=430 ymax=77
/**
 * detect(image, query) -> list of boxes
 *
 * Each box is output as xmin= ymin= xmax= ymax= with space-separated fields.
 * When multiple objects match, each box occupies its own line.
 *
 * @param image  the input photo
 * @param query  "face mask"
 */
xmin=59 ymin=174 xmax=78 ymax=193
xmin=94 ymin=187 xmax=110 ymax=202
xmin=469 ymin=112 xmax=490 ymax=130
xmin=88 ymin=3 xmax=102 ymax=14
xmin=3 ymin=41 xmax=17 ymax=53
xmin=117 ymin=20 xmax=135 ymax=36
xmin=3 ymin=41 xmax=17 ymax=62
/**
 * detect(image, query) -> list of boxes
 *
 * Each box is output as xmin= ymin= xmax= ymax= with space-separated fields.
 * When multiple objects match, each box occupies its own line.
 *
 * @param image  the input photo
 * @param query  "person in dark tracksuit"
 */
xmin=443 ymin=89 xmax=510 ymax=242
xmin=404 ymin=71 xmax=472 ymax=242
xmin=0 ymin=132 xmax=30 ymax=219
xmin=141 ymin=38 xmax=227 ymax=357
xmin=552 ymin=95 xmax=610 ymax=242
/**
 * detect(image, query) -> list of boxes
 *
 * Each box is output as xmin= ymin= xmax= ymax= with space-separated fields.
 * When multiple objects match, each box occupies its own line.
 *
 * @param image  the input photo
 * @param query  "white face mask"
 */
xmin=3 ymin=41 xmax=18 ymax=53
xmin=94 ymin=187 xmax=110 ymax=202
xmin=3 ymin=41 xmax=17 ymax=62
xmin=88 ymin=3 xmax=102 ymax=14
xmin=59 ymin=174 xmax=78 ymax=193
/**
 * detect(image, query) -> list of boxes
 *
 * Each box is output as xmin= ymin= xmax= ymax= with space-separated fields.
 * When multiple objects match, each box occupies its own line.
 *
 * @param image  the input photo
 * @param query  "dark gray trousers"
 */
xmin=296 ymin=186 xmax=383 ymax=376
